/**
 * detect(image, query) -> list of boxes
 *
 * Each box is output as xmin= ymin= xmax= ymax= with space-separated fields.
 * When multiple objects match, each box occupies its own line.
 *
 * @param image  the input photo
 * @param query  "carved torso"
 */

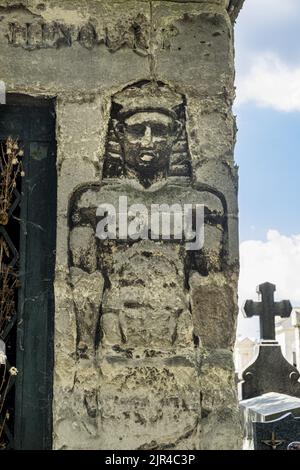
xmin=69 ymin=178 xmax=226 ymax=356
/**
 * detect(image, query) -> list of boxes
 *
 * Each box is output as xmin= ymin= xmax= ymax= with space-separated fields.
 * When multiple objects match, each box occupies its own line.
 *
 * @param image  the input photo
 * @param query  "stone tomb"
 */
xmin=240 ymin=393 xmax=300 ymax=450
xmin=254 ymin=413 xmax=300 ymax=450
xmin=67 ymin=80 xmax=238 ymax=450
xmin=0 ymin=0 xmax=244 ymax=449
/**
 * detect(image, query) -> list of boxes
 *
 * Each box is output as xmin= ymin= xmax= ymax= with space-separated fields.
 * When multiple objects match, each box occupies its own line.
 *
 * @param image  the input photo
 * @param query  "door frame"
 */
xmin=1 ymin=94 xmax=57 ymax=449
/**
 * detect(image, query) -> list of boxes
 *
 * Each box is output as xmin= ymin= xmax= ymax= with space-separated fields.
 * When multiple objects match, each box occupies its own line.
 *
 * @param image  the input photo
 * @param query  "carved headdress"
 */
xmin=113 ymin=81 xmax=184 ymax=119
xmin=103 ymin=81 xmax=191 ymax=180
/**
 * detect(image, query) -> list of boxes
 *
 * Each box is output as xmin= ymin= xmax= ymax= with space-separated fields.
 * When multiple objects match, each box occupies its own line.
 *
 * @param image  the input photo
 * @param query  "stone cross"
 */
xmin=243 ymin=282 xmax=292 ymax=341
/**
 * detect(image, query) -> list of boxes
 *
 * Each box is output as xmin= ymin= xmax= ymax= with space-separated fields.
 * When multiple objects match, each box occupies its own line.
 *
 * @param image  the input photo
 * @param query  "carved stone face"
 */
xmin=117 ymin=111 xmax=181 ymax=176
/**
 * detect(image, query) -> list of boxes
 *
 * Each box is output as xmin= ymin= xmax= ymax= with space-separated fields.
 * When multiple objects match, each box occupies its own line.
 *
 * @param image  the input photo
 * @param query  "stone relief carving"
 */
xmin=5 ymin=14 xmax=149 ymax=53
xmin=103 ymin=81 xmax=191 ymax=187
xmin=68 ymin=81 xmax=228 ymax=359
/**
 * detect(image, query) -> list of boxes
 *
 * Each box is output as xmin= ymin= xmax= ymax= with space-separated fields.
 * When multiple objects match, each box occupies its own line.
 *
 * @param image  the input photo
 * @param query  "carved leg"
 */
xmin=70 ymin=267 xmax=104 ymax=357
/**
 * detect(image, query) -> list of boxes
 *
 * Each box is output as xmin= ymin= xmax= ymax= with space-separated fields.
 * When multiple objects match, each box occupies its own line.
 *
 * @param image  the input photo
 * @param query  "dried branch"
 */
xmin=0 ymin=249 xmax=19 ymax=334
xmin=0 ymin=137 xmax=23 ymax=447
xmin=0 ymin=137 xmax=24 ymax=226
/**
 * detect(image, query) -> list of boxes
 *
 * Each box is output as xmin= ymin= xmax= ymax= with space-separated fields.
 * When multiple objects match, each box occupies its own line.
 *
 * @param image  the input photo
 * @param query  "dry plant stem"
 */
xmin=0 ymin=137 xmax=23 ymax=446
xmin=0 ymin=138 xmax=23 ymax=334
xmin=0 ymin=138 xmax=24 ymax=226
xmin=0 ymin=374 xmax=11 ymax=415
xmin=0 ymin=261 xmax=18 ymax=332
xmin=0 ymin=411 xmax=7 ymax=440
xmin=0 ymin=364 xmax=7 ymax=394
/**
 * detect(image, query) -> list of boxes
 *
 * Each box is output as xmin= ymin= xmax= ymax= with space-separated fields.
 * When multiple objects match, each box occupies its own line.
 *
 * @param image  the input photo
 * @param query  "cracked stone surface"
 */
xmin=0 ymin=0 xmax=243 ymax=449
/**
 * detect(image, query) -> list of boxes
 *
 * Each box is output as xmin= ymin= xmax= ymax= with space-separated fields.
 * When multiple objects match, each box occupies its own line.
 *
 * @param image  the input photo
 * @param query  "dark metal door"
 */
xmin=0 ymin=96 xmax=56 ymax=449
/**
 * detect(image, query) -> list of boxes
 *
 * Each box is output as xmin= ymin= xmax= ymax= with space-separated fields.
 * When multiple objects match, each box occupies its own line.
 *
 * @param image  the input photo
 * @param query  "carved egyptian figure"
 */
xmin=68 ymin=81 xmax=227 ymax=357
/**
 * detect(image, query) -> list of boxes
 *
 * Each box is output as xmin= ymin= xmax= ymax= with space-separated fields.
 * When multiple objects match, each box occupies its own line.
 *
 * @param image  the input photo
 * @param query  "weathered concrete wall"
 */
xmin=0 ymin=0 xmax=244 ymax=449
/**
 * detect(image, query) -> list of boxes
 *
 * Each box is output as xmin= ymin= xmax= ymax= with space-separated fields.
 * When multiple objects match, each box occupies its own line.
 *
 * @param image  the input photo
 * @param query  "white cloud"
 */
xmin=239 ymin=0 xmax=298 ymax=24
xmin=237 ymin=230 xmax=300 ymax=337
xmin=235 ymin=53 xmax=300 ymax=112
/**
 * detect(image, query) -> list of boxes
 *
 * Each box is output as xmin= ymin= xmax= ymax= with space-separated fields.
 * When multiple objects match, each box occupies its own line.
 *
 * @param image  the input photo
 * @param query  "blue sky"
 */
xmin=236 ymin=105 xmax=300 ymax=241
xmin=234 ymin=0 xmax=300 ymax=337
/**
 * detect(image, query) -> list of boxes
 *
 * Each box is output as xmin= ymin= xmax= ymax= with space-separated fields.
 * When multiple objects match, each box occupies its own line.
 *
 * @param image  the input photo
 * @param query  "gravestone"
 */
xmin=240 ymin=283 xmax=300 ymax=450
xmin=240 ymin=392 xmax=300 ymax=449
xmin=240 ymin=283 xmax=300 ymax=400
xmin=253 ymin=413 xmax=300 ymax=450
xmin=0 ymin=0 xmax=245 ymax=449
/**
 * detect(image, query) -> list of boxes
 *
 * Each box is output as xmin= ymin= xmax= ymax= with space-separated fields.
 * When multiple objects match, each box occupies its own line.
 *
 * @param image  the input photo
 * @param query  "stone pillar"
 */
xmin=0 ymin=0 xmax=244 ymax=449
xmin=292 ymin=310 xmax=300 ymax=370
